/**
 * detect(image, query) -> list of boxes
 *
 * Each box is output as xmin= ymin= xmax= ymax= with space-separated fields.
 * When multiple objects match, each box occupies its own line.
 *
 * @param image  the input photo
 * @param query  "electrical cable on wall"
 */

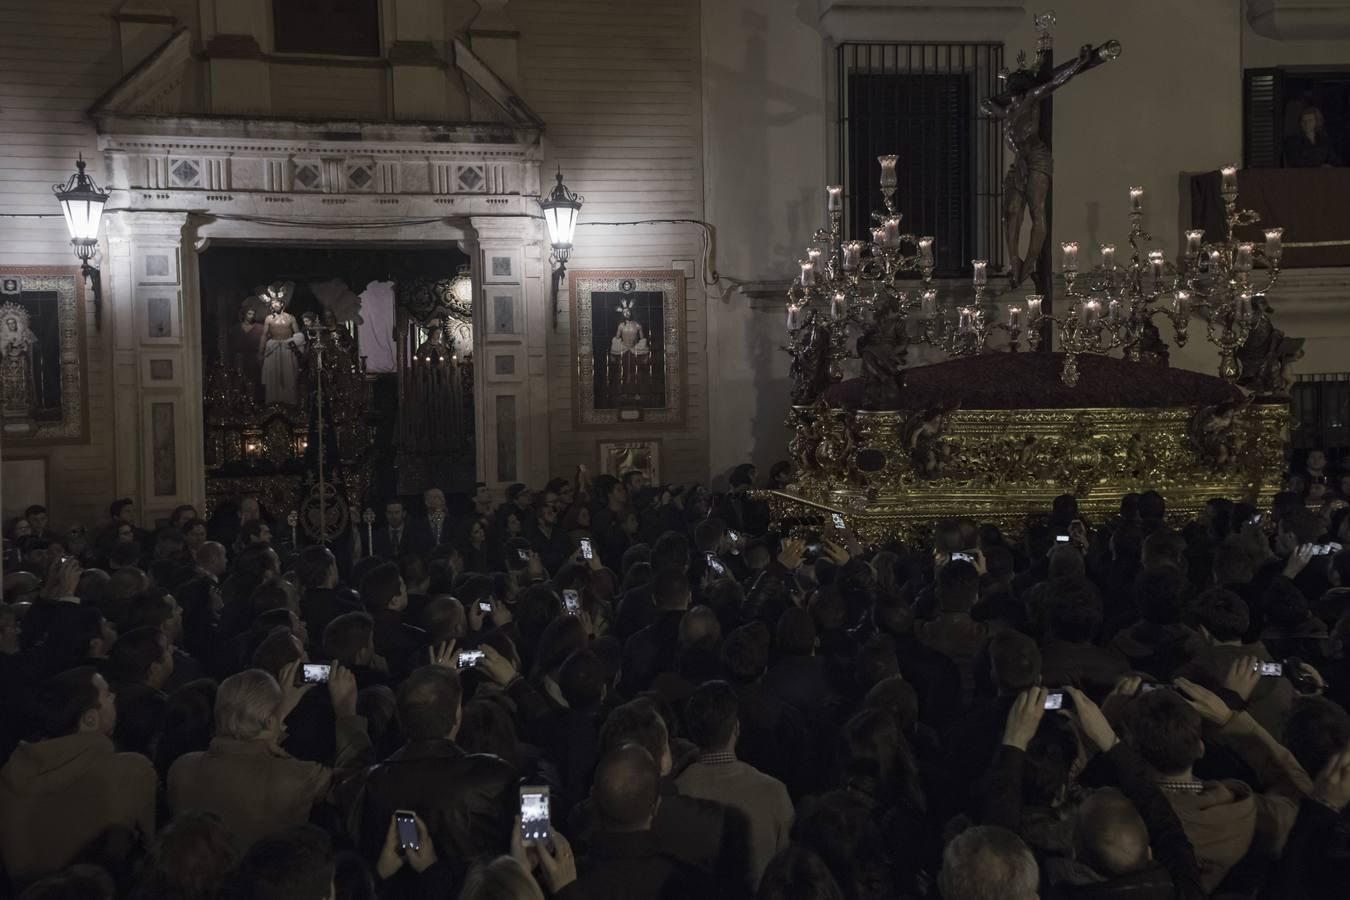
xmin=0 ymin=210 xmax=744 ymax=290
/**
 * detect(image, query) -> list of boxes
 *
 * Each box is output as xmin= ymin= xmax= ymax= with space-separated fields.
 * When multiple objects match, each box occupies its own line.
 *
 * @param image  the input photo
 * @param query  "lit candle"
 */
xmin=786 ymin=303 xmax=801 ymax=331
xmin=826 ymin=184 xmax=843 ymax=213
xmin=1061 ymin=242 xmax=1079 ymax=274
xmin=877 ymin=155 xmax=898 ymax=192
xmin=959 ymin=307 xmax=975 ymax=334
xmin=920 ymin=289 xmax=937 ymax=318
xmin=799 ymin=259 xmax=816 ymax=287
xmin=1129 ymin=186 xmax=1144 ymax=214
xmin=884 ymin=216 xmax=902 ymax=247
xmin=918 ymin=236 xmax=935 ymax=267
xmin=1107 ymin=298 xmax=1122 ymax=323
xmin=1083 ymin=299 xmax=1101 ymax=327
xmin=831 ymin=291 xmax=847 ymax=320
xmin=1235 ymin=242 xmax=1254 ymax=272
xmin=1007 ymin=305 xmax=1023 ymax=331
xmin=871 ymin=225 xmax=888 ymax=249
xmin=972 ymin=259 xmax=989 ymax=286
xmin=1173 ymin=290 xmax=1190 ymax=319
xmin=1264 ymin=228 xmax=1284 ymax=265
xmin=807 ymin=246 xmax=822 ymax=266
xmin=1185 ymin=229 xmax=1204 ymax=258
xmin=841 ymin=240 xmax=865 ymax=272
xmin=1026 ymin=294 xmax=1043 ymax=319
xmin=1220 ymin=165 xmax=1239 ymax=200
xmin=1148 ymin=250 xmax=1165 ymax=288
xmin=1208 ymin=249 xmax=1223 ymax=271
xmin=1100 ymin=243 xmax=1116 ymax=270
xmin=1237 ymin=291 xmax=1254 ymax=321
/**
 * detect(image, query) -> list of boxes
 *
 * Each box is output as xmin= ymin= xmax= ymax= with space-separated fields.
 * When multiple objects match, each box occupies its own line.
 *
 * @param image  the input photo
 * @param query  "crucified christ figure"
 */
xmin=982 ymin=43 xmax=1104 ymax=289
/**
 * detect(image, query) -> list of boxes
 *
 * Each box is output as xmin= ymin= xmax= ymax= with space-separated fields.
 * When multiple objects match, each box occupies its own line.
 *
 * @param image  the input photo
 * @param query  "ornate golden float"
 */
xmin=766 ymin=353 xmax=1288 ymax=545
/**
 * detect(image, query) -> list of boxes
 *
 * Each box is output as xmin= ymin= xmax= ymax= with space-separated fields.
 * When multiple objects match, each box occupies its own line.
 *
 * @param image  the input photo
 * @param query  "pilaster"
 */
xmin=470 ymin=214 xmax=549 ymax=490
xmin=105 ymin=211 xmax=205 ymax=522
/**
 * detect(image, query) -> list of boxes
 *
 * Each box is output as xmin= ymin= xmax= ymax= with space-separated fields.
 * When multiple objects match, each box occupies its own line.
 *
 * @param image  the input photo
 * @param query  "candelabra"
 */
xmin=784 ymin=156 xmax=1021 ymax=395
xmin=1034 ymin=167 xmax=1282 ymax=385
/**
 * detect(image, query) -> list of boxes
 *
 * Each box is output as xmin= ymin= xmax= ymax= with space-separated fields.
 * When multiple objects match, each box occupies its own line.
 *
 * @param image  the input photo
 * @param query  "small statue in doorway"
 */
xmin=786 ymin=308 xmax=833 ymax=406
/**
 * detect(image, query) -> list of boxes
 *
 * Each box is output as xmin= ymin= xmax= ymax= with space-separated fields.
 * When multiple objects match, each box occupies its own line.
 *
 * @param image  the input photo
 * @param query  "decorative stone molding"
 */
xmin=1246 ymin=0 xmax=1350 ymax=40
xmin=817 ymin=0 xmax=1026 ymax=43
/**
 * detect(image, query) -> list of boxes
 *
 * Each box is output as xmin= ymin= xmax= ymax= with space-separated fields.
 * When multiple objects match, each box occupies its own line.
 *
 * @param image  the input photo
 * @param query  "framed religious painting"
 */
xmin=570 ymin=269 xmax=685 ymax=428
xmin=0 ymin=267 xmax=89 ymax=445
xmin=598 ymin=440 xmax=661 ymax=484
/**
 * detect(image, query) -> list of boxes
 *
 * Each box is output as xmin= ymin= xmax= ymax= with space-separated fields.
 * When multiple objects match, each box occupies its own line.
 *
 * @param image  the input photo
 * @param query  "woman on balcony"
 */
xmin=1284 ymin=107 xmax=1342 ymax=168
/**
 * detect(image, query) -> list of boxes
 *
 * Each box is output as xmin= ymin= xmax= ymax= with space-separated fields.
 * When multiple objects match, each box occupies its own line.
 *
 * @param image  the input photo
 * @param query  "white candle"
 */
xmin=1237 ymin=291 xmax=1254 ymax=321
xmin=1235 ymin=242 xmax=1254 ymax=272
xmin=1100 ymin=243 xmax=1116 ymax=270
xmin=1209 ymin=249 xmax=1223 ymax=271
xmin=1148 ymin=250 xmax=1165 ymax=288
xmin=786 ymin=303 xmax=801 ymax=330
xmin=807 ymin=246 xmax=822 ymax=266
xmin=842 ymin=240 xmax=865 ymax=272
xmin=871 ymin=226 xmax=888 ymax=249
xmin=1008 ymin=305 xmax=1023 ymax=331
xmin=826 ymin=184 xmax=843 ymax=212
xmin=1061 ymin=242 xmax=1079 ymax=273
xmin=920 ymin=289 xmax=937 ymax=318
xmin=1220 ymin=165 xmax=1239 ymax=199
xmin=1264 ymin=228 xmax=1284 ymax=265
xmin=884 ymin=216 xmax=902 ymax=247
xmin=1026 ymin=294 xmax=1043 ymax=319
xmin=959 ymin=307 xmax=975 ymax=334
xmin=1173 ymin=290 xmax=1190 ymax=319
xmin=1083 ymin=299 xmax=1101 ymax=327
xmin=972 ymin=259 xmax=989 ymax=286
xmin=918 ymin=236 xmax=935 ymax=267
xmin=878 ymin=154 xmax=898 ymax=192
xmin=799 ymin=259 xmax=816 ymax=287
xmin=831 ymin=291 xmax=847 ymax=319
xmin=1185 ymin=229 xmax=1204 ymax=258
xmin=1129 ymin=186 xmax=1144 ymax=214
xmin=1107 ymin=298 xmax=1122 ymax=323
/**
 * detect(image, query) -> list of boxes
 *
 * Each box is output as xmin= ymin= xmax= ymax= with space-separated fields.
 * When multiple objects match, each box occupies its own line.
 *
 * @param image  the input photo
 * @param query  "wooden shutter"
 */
xmin=1244 ymin=68 xmax=1284 ymax=169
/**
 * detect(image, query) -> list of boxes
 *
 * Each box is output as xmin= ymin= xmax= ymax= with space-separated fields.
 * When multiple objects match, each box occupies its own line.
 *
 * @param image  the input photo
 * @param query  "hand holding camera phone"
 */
xmin=519 ymin=786 xmax=551 ymax=845
xmin=457 ymin=650 xmax=485 ymax=669
xmin=394 ymin=810 xmax=421 ymax=851
xmin=1044 ymin=692 xmax=1065 ymax=710
xmin=479 ymin=600 xmax=493 ymax=614
xmin=579 ymin=538 xmax=593 ymax=561
xmin=1258 ymin=661 xmax=1283 ymax=677
xmin=563 ymin=589 xmax=581 ymax=614
xmin=295 ymin=663 xmax=331 ymax=686
xmin=705 ymin=551 xmax=726 ymax=576
xmin=831 ymin=513 xmax=846 ymax=530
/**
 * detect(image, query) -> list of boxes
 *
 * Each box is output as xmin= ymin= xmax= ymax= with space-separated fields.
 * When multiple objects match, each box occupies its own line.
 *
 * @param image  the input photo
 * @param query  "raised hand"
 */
xmin=1174 ymin=677 xmax=1234 ymax=726
xmin=1223 ymin=655 xmax=1262 ymax=702
xmin=1002 ymin=686 xmax=1048 ymax=751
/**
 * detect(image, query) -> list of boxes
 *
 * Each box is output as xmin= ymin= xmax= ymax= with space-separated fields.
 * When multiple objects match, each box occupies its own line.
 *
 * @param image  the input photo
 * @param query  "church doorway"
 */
xmin=196 ymin=243 xmax=475 ymax=543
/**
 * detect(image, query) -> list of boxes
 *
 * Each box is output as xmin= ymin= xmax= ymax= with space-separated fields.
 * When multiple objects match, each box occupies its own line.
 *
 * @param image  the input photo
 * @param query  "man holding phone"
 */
xmin=352 ymin=663 xmax=519 ymax=892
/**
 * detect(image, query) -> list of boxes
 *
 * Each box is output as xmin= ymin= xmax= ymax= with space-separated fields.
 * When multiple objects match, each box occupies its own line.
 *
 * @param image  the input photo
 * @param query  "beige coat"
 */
xmin=168 ymin=714 xmax=371 ymax=852
xmin=0 ymin=732 xmax=156 ymax=887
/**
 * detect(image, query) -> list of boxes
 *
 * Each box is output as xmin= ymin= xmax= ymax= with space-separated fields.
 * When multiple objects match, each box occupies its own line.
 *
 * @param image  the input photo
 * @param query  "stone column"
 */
xmin=470 ymin=215 xmax=550 ymax=489
xmin=105 ymin=211 xmax=206 ymax=524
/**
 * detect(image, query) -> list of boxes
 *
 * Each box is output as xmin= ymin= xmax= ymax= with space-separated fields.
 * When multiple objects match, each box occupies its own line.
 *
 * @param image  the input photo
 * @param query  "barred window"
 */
xmin=1291 ymin=373 xmax=1350 ymax=453
xmin=837 ymin=43 xmax=1004 ymax=277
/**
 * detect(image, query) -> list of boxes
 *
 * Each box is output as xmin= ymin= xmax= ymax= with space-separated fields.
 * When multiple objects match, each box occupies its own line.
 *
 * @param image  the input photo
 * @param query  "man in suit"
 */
xmin=364 ymin=500 xmax=412 ymax=559
xmin=411 ymin=488 xmax=452 ymax=555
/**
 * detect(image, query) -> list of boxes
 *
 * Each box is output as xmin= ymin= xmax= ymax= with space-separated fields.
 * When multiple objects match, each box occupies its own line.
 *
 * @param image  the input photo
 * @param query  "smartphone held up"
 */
xmin=520 ymin=786 xmax=550 ymax=845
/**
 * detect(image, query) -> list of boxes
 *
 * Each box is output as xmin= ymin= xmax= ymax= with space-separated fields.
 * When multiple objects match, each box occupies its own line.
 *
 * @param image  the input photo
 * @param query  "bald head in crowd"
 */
xmin=1075 ymin=788 xmax=1152 ymax=877
xmin=593 ymin=743 xmax=662 ymax=832
xmin=196 ymin=541 xmax=227 ymax=579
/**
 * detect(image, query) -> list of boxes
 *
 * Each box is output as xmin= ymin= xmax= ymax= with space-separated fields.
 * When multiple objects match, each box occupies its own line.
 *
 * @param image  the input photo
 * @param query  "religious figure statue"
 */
xmin=257 ymin=282 xmax=306 ymax=408
xmin=609 ymin=298 xmax=649 ymax=400
xmin=981 ymin=27 xmax=1120 ymax=288
xmin=1235 ymin=297 xmax=1305 ymax=398
xmin=232 ymin=302 xmax=265 ymax=390
xmin=903 ymin=402 xmax=960 ymax=480
xmin=0 ymin=303 xmax=39 ymax=418
xmin=857 ymin=296 xmax=908 ymax=410
xmin=1190 ymin=397 xmax=1251 ymax=469
xmin=786 ymin=308 xmax=833 ymax=406
xmin=409 ymin=319 xmax=464 ymax=455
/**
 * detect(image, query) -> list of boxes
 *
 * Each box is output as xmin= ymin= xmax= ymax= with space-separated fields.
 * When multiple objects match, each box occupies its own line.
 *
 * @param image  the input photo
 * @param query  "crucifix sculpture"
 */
xmin=981 ymin=13 xmax=1120 ymax=313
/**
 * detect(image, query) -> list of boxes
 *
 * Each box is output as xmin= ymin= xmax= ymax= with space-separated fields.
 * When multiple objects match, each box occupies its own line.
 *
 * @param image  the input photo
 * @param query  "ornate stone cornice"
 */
xmin=1246 ymin=0 xmax=1350 ymax=40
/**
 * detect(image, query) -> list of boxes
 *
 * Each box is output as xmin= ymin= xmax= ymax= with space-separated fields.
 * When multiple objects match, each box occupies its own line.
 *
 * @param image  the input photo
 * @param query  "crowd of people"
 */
xmin=2 ymin=454 xmax=1350 ymax=900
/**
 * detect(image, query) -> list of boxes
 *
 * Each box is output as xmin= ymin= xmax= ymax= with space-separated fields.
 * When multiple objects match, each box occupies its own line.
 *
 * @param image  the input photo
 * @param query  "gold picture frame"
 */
xmin=0 ymin=267 xmax=90 ymax=445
